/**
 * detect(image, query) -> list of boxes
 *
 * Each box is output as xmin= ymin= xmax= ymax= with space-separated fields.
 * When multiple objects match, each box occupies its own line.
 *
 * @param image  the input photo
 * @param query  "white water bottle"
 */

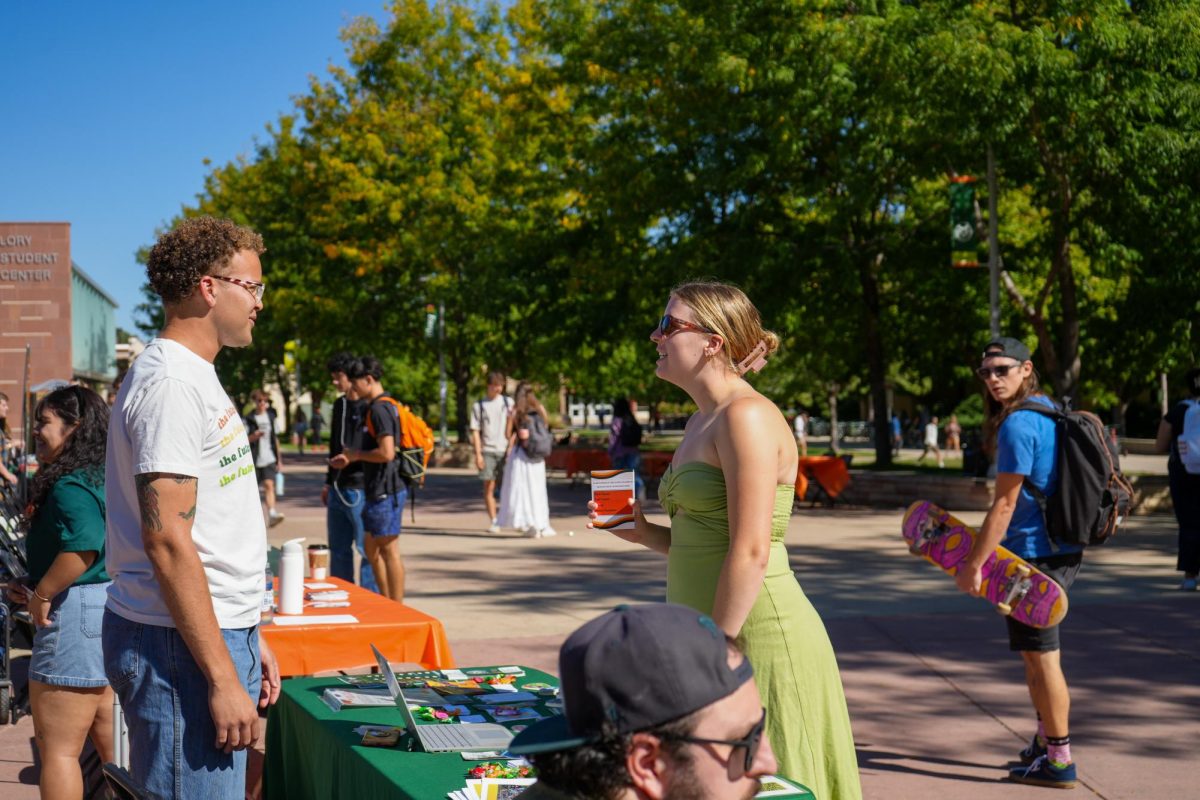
xmin=278 ymin=537 xmax=305 ymax=615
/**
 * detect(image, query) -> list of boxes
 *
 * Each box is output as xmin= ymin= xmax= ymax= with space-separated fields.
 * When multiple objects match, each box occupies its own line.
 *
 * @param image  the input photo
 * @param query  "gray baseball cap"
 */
xmin=509 ymin=604 xmax=753 ymax=755
xmin=983 ymin=336 xmax=1032 ymax=363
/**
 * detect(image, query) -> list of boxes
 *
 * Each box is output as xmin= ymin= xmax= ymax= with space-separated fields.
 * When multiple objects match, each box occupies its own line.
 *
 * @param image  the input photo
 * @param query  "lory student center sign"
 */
xmin=0 ymin=222 xmax=118 ymax=432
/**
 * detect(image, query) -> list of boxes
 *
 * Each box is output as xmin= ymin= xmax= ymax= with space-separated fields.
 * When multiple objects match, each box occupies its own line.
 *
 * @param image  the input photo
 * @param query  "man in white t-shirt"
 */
xmin=103 ymin=216 xmax=280 ymax=799
xmin=793 ymin=410 xmax=808 ymax=457
xmin=470 ymin=371 xmax=512 ymax=534
xmin=245 ymin=388 xmax=285 ymax=527
xmin=918 ymin=415 xmax=945 ymax=468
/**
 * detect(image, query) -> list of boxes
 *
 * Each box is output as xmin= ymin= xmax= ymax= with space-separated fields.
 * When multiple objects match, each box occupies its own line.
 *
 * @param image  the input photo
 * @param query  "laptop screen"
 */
xmin=370 ymin=644 xmax=419 ymax=735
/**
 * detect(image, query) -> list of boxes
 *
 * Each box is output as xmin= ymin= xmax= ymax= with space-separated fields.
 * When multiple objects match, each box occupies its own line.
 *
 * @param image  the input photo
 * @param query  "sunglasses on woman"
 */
xmin=659 ymin=707 xmax=767 ymax=772
xmin=656 ymin=314 xmax=714 ymax=338
xmin=975 ymin=362 xmax=1022 ymax=380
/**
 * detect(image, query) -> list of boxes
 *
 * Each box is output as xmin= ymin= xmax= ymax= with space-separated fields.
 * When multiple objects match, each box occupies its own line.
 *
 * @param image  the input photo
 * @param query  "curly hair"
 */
xmin=146 ymin=216 xmax=265 ymax=304
xmin=527 ymin=715 xmax=697 ymax=799
xmin=27 ymin=386 xmax=108 ymax=513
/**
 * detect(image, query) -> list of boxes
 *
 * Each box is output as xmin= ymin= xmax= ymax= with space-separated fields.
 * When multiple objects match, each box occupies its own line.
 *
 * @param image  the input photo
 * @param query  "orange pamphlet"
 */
xmin=591 ymin=470 xmax=635 ymax=530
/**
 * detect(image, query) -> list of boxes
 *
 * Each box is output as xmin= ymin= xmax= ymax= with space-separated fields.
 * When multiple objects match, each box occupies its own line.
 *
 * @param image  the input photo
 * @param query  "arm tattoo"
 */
xmin=135 ymin=473 xmax=197 ymax=533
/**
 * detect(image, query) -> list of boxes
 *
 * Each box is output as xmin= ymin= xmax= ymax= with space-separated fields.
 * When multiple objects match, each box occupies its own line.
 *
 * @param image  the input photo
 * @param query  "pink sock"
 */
xmin=1047 ymin=735 xmax=1071 ymax=766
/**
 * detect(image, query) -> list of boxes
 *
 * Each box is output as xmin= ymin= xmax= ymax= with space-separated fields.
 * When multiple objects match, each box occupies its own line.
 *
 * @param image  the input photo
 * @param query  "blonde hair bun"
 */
xmin=671 ymin=280 xmax=780 ymax=372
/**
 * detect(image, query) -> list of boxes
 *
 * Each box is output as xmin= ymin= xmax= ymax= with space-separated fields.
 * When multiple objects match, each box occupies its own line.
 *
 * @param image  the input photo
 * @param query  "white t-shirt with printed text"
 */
xmin=105 ymin=338 xmax=267 ymax=628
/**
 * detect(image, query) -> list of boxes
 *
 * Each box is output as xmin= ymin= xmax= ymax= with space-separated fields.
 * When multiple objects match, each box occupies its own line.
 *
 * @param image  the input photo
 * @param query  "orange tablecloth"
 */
xmin=261 ymin=577 xmax=455 ymax=677
xmin=640 ymin=451 xmax=674 ymax=480
xmin=544 ymin=448 xmax=611 ymax=478
xmin=796 ymin=456 xmax=851 ymax=500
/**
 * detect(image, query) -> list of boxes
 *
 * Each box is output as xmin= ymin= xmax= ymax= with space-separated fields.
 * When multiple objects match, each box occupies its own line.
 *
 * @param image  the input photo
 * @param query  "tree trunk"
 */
xmin=452 ymin=354 xmax=471 ymax=443
xmin=827 ymin=383 xmax=840 ymax=455
xmin=859 ymin=252 xmax=891 ymax=467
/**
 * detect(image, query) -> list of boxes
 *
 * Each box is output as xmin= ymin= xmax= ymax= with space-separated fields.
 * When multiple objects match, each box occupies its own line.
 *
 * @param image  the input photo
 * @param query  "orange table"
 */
xmin=796 ymin=456 xmax=851 ymax=502
xmin=261 ymin=578 xmax=455 ymax=677
xmin=545 ymin=448 xmax=611 ymax=479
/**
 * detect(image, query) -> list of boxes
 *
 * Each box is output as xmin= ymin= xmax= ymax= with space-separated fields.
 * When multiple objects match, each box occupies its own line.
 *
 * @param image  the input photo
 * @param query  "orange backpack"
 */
xmin=366 ymin=396 xmax=435 ymax=487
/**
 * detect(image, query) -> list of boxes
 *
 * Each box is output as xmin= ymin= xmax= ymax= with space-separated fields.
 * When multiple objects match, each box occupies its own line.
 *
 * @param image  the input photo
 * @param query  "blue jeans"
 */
xmin=326 ymin=486 xmax=378 ymax=592
xmin=612 ymin=452 xmax=646 ymax=500
xmin=102 ymin=609 xmax=261 ymax=800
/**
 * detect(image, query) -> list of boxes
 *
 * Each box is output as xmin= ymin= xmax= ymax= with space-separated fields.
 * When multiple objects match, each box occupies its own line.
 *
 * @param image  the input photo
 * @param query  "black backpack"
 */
xmin=1017 ymin=399 xmax=1133 ymax=547
xmin=618 ymin=414 xmax=643 ymax=447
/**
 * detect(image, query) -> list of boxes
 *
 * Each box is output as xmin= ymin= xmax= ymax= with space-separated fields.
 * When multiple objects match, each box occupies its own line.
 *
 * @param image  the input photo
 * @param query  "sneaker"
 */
xmin=1018 ymin=735 xmax=1047 ymax=766
xmin=1180 ymin=576 xmax=1198 ymax=591
xmin=487 ymin=522 xmax=501 ymax=535
xmin=268 ymin=511 xmax=285 ymax=528
xmin=1009 ymin=756 xmax=1077 ymax=789
xmin=537 ymin=527 xmax=558 ymax=539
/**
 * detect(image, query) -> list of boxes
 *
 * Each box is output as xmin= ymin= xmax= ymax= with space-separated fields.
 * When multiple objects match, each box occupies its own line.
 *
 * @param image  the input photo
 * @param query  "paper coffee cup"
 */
xmin=307 ymin=545 xmax=331 ymax=580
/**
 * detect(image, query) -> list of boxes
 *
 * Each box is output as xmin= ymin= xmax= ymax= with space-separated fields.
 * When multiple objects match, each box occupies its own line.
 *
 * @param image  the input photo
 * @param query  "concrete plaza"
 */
xmin=1 ymin=453 xmax=1195 ymax=798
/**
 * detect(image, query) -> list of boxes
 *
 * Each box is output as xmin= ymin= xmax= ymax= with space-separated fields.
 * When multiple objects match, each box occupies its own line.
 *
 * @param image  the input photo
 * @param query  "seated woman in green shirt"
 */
xmin=6 ymin=386 xmax=113 ymax=799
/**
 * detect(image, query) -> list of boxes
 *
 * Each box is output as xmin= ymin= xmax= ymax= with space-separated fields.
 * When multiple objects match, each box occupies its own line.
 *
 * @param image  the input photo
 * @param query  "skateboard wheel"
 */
xmin=1016 ymin=564 xmax=1032 ymax=578
xmin=996 ymin=602 xmax=1013 ymax=616
xmin=908 ymin=544 xmax=923 ymax=556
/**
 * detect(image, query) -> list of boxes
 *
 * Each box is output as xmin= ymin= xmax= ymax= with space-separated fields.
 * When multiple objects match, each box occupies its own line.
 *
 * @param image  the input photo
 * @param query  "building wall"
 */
xmin=72 ymin=265 xmax=118 ymax=383
xmin=0 ymin=222 xmax=72 ymax=433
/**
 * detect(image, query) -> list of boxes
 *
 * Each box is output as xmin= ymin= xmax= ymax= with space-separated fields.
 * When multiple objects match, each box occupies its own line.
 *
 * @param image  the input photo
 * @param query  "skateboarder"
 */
xmin=954 ymin=337 xmax=1082 ymax=789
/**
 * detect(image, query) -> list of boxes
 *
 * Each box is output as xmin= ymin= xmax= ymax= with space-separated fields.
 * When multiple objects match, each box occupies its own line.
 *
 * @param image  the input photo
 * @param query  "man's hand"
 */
xmin=209 ymin=678 xmax=259 ymax=753
xmin=474 ymin=453 xmax=484 ymax=471
xmin=955 ymin=565 xmax=983 ymax=596
xmin=320 ymin=485 xmax=329 ymax=507
xmin=328 ymin=452 xmax=351 ymax=470
xmin=5 ymin=576 xmax=30 ymax=605
xmin=258 ymin=636 xmax=281 ymax=710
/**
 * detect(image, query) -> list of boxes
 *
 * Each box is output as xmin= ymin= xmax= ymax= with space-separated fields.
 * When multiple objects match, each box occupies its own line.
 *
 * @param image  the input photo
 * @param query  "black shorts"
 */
xmin=255 ymin=463 xmax=278 ymax=486
xmin=1006 ymin=552 xmax=1083 ymax=652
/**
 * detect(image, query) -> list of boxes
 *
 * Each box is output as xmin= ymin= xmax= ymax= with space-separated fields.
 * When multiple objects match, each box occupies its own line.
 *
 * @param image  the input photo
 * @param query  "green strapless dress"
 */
xmin=660 ymin=463 xmax=861 ymax=800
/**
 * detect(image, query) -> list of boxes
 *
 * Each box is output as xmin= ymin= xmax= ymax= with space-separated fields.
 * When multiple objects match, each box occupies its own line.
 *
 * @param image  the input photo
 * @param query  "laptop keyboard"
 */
xmin=420 ymin=725 xmax=475 ymax=750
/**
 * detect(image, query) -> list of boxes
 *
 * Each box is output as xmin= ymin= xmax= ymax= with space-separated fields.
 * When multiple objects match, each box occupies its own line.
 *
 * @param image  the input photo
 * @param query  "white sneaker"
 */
xmin=522 ymin=526 xmax=539 ymax=538
xmin=268 ymin=511 xmax=285 ymax=528
xmin=487 ymin=522 xmax=501 ymax=534
xmin=1180 ymin=577 xmax=1198 ymax=591
xmin=537 ymin=527 xmax=558 ymax=539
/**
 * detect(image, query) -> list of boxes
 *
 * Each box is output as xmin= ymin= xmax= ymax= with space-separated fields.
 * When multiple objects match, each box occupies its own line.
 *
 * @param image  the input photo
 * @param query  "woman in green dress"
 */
xmin=592 ymin=281 xmax=861 ymax=799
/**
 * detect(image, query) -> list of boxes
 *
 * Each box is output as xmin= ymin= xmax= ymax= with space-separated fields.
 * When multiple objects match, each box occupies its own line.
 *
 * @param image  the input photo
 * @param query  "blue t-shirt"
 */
xmin=995 ymin=395 xmax=1081 ymax=559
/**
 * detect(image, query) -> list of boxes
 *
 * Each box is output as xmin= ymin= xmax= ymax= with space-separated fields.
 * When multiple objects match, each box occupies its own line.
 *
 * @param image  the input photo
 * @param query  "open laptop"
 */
xmin=370 ymin=644 xmax=515 ymax=753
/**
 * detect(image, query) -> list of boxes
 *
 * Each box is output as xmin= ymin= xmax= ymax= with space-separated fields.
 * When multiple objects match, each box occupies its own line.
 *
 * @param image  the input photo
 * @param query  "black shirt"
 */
xmin=1165 ymin=399 xmax=1199 ymax=471
xmin=363 ymin=396 xmax=402 ymax=500
xmin=326 ymin=396 xmax=366 ymax=490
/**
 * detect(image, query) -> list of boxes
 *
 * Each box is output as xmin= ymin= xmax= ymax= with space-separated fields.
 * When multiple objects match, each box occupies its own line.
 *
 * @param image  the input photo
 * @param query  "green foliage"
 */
xmin=135 ymin=0 xmax=1199 ymax=445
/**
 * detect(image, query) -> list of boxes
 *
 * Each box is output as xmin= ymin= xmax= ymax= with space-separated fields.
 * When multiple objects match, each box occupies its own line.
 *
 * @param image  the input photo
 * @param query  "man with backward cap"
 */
xmin=510 ymin=603 xmax=779 ymax=800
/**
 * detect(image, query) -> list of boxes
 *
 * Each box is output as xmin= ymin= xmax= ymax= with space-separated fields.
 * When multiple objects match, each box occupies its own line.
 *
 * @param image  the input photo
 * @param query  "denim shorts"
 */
xmin=102 ymin=609 xmax=261 ymax=800
xmin=29 ymin=581 xmax=111 ymax=688
xmin=362 ymin=490 xmax=406 ymax=538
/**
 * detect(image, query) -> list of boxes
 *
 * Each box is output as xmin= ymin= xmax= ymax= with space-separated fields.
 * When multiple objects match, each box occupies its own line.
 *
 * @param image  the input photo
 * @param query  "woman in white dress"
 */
xmin=497 ymin=382 xmax=557 ymax=538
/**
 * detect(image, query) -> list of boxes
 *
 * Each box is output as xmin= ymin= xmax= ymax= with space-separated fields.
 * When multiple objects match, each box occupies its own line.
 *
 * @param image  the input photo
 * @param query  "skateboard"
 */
xmin=901 ymin=500 xmax=1068 ymax=628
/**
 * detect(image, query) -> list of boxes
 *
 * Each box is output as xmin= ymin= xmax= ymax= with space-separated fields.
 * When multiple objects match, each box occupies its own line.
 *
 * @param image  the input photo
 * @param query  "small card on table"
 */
xmin=590 ymin=470 xmax=635 ymax=530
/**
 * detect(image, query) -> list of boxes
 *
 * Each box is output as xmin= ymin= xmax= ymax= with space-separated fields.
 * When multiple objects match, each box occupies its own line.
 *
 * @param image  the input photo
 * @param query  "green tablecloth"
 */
xmin=265 ymin=667 xmax=556 ymax=800
xmin=265 ymin=667 xmax=816 ymax=799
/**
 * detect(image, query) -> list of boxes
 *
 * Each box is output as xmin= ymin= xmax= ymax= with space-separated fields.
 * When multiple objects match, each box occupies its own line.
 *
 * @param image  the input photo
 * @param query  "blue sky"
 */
xmin=0 ymin=1 xmax=387 ymax=333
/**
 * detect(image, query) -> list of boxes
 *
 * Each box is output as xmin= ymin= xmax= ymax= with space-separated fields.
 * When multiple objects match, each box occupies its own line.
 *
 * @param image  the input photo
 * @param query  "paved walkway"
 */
xmin=1 ymin=453 xmax=1194 ymax=798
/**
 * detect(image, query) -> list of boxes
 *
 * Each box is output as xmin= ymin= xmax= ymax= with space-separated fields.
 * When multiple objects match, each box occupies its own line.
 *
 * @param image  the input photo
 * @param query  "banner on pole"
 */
xmin=949 ymin=176 xmax=981 ymax=268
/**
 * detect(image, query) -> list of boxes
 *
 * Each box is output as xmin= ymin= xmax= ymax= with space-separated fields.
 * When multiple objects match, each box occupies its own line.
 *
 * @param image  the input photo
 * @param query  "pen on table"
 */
xmin=308 ymin=601 xmax=351 ymax=608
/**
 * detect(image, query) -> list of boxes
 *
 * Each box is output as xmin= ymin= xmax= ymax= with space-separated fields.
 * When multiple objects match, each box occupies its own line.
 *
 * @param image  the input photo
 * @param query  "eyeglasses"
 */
xmin=656 ymin=314 xmax=714 ymax=338
xmin=975 ymin=361 xmax=1023 ymax=380
xmin=659 ymin=707 xmax=766 ymax=773
xmin=211 ymin=275 xmax=266 ymax=302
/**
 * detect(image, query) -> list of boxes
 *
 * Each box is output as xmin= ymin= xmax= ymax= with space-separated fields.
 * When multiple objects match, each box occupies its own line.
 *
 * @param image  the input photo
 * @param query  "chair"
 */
xmin=796 ymin=456 xmax=852 ymax=508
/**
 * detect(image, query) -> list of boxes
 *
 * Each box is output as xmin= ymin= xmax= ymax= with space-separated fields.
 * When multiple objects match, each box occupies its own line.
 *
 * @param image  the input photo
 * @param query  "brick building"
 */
xmin=1 ymin=222 xmax=118 ymax=435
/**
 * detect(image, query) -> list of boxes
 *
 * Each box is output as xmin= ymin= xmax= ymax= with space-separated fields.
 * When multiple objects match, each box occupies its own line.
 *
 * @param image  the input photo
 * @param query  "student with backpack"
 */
xmin=955 ymin=337 xmax=1082 ymax=789
xmin=607 ymin=397 xmax=645 ymax=501
xmin=328 ymin=357 xmax=407 ymax=602
xmin=497 ymin=382 xmax=557 ymax=538
xmin=1156 ymin=367 xmax=1200 ymax=591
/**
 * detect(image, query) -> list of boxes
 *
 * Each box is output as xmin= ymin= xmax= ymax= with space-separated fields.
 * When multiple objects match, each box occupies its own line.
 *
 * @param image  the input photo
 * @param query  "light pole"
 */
xmin=437 ymin=301 xmax=448 ymax=448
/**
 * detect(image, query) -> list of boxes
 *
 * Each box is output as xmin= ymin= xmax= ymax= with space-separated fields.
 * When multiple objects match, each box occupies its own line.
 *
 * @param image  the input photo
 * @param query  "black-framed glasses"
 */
xmin=975 ymin=361 xmax=1022 ymax=380
xmin=211 ymin=274 xmax=266 ymax=302
xmin=656 ymin=314 xmax=714 ymax=338
xmin=659 ymin=707 xmax=766 ymax=772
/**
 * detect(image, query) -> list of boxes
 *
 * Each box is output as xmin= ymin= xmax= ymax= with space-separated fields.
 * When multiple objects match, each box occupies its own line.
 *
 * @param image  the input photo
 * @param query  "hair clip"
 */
xmin=735 ymin=340 xmax=768 ymax=375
